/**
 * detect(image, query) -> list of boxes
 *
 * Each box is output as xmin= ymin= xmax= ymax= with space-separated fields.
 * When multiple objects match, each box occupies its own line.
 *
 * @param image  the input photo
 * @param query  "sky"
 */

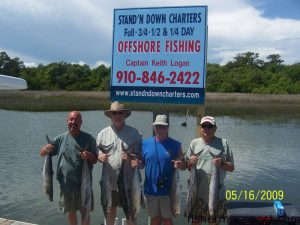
xmin=0 ymin=0 xmax=300 ymax=68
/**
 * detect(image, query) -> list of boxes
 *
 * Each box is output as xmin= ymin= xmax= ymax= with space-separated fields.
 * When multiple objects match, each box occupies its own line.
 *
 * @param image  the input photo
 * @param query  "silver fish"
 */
xmin=76 ymin=144 xmax=93 ymax=223
xmin=170 ymin=168 xmax=181 ymax=216
xmin=99 ymin=143 xmax=113 ymax=219
xmin=184 ymin=149 xmax=198 ymax=217
xmin=43 ymin=135 xmax=54 ymax=201
xmin=118 ymin=143 xmax=143 ymax=222
xmin=208 ymin=152 xmax=221 ymax=217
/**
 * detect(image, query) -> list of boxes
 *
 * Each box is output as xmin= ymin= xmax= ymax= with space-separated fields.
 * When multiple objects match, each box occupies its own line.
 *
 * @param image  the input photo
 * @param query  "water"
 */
xmin=0 ymin=110 xmax=299 ymax=224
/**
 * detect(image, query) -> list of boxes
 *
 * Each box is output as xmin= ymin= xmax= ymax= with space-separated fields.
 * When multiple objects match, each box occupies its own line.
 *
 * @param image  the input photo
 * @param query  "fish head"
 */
xmin=74 ymin=144 xmax=84 ymax=153
xmin=121 ymin=142 xmax=137 ymax=159
xmin=98 ymin=143 xmax=113 ymax=154
xmin=190 ymin=149 xmax=196 ymax=156
xmin=208 ymin=150 xmax=223 ymax=158
xmin=121 ymin=142 xmax=132 ymax=153
xmin=46 ymin=135 xmax=54 ymax=145
xmin=129 ymin=153 xmax=137 ymax=160
xmin=47 ymin=192 xmax=53 ymax=202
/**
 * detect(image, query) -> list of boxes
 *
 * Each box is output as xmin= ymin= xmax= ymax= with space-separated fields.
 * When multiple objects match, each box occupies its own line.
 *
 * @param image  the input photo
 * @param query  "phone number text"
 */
xmin=115 ymin=70 xmax=200 ymax=85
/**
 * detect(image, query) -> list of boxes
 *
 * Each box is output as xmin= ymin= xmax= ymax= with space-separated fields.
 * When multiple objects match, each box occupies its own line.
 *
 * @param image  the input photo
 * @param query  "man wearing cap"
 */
xmin=97 ymin=101 xmax=142 ymax=225
xmin=185 ymin=116 xmax=234 ymax=224
xmin=142 ymin=114 xmax=186 ymax=225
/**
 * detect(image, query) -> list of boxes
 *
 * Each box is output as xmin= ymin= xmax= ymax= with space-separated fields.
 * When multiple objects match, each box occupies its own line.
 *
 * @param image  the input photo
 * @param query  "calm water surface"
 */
xmin=0 ymin=110 xmax=299 ymax=224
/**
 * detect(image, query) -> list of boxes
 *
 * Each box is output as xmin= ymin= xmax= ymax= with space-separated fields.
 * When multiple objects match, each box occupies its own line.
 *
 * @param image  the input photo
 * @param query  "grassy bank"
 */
xmin=1 ymin=91 xmax=300 ymax=121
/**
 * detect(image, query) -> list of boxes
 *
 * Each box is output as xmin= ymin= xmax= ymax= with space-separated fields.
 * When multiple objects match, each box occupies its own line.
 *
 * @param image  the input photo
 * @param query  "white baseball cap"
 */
xmin=200 ymin=116 xmax=216 ymax=126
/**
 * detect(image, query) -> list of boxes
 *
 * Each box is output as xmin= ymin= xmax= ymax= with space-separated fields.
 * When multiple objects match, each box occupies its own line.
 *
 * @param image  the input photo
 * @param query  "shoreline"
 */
xmin=2 ymin=90 xmax=300 ymax=103
xmin=1 ymin=90 xmax=300 ymax=120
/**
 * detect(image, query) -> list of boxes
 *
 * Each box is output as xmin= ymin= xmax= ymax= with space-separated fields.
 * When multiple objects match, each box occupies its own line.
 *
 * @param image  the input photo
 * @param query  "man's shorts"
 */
xmin=145 ymin=195 xmax=172 ymax=219
xmin=58 ymin=191 xmax=81 ymax=213
xmin=111 ymin=190 xmax=120 ymax=207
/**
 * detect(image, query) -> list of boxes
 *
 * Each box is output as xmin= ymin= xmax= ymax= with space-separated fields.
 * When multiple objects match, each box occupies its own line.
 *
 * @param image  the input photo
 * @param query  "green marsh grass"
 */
xmin=1 ymin=91 xmax=300 ymax=123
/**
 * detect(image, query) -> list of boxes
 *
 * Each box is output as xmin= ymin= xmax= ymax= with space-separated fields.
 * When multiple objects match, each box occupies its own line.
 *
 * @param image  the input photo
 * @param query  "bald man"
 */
xmin=40 ymin=111 xmax=97 ymax=225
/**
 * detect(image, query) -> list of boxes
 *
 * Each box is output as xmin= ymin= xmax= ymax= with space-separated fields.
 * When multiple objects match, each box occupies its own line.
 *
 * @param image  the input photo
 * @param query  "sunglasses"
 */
xmin=112 ymin=111 xmax=124 ymax=115
xmin=155 ymin=125 xmax=168 ymax=129
xmin=201 ymin=124 xmax=215 ymax=129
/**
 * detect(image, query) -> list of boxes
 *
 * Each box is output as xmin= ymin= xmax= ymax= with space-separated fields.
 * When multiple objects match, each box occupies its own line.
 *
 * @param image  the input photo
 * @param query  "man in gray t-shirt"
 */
xmin=185 ymin=116 xmax=234 ymax=224
xmin=40 ymin=111 xmax=97 ymax=225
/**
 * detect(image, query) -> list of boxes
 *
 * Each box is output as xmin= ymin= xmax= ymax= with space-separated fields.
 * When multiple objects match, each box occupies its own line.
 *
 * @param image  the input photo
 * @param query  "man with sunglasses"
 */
xmin=142 ymin=114 xmax=186 ymax=225
xmin=97 ymin=101 xmax=142 ymax=225
xmin=185 ymin=116 xmax=234 ymax=225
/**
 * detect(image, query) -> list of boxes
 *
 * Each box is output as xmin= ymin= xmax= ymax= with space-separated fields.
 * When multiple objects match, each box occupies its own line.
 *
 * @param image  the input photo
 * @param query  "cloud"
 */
xmin=206 ymin=0 xmax=300 ymax=64
xmin=0 ymin=0 xmax=58 ymax=18
xmin=24 ymin=62 xmax=38 ymax=68
xmin=71 ymin=60 xmax=87 ymax=66
xmin=94 ymin=60 xmax=111 ymax=68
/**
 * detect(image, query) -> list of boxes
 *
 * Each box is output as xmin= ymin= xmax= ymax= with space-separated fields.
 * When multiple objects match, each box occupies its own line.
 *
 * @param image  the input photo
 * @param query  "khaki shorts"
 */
xmin=59 ymin=191 xmax=81 ymax=213
xmin=145 ymin=195 xmax=172 ymax=219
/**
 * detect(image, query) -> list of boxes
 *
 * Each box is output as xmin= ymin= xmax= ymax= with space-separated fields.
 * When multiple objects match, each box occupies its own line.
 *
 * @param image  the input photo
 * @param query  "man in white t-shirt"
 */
xmin=97 ymin=101 xmax=143 ymax=225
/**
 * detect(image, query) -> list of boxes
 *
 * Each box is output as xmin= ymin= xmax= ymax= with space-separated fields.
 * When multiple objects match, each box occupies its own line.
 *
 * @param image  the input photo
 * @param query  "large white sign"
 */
xmin=111 ymin=6 xmax=207 ymax=104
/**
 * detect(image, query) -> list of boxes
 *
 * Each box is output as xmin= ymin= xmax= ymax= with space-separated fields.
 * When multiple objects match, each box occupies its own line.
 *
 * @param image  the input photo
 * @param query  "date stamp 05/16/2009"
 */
xmin=226 ymin=189 xmax=285 ymax=201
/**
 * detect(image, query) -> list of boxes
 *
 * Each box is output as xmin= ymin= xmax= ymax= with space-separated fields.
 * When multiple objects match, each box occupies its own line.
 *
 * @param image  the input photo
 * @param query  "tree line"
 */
xmin=0 ymin=52 xmax=110 ymax=91
xmin=1 ymin=51 xmax=300 ymax=94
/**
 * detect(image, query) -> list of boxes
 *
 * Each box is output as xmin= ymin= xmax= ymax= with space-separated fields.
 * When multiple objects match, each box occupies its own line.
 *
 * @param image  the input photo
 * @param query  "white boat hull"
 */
xmin=0 ymin=74 xmax=27 ymax=90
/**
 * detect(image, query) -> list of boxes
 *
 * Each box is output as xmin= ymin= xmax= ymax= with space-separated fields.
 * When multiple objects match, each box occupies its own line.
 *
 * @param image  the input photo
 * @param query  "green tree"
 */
xmin=91 ymin=65 xmax=111 ymax=91
xmin=0 ymin=51 xmax=25 ymax=76
xmin=285 ymin=63 xmax=300 ymax=83
xmin=266 ymin=54 xmax=284 ymax=64
xmin=225 ymin=52 xmax=264 ymax=70
xmin=2 ymin=51 xmax=300 ymax=94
